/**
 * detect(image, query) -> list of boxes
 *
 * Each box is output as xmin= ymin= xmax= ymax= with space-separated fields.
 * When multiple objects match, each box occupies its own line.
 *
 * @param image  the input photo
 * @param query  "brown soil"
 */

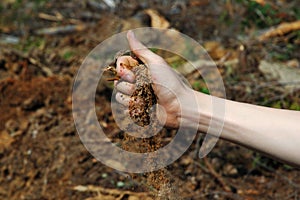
xmin=1 ymin=0 xmax=300 ymax=199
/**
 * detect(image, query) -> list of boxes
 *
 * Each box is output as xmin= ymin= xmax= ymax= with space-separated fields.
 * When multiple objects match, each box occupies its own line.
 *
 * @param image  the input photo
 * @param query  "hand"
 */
xmin=114 ymin=31 xmax=192 ymax=128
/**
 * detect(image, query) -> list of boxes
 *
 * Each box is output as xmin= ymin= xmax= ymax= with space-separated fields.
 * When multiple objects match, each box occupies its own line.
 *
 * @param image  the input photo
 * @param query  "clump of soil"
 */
xmin=129 ymin=64 xmax=157 ymax=127
xmin=110 ymin=53 xmax=177 ymax=199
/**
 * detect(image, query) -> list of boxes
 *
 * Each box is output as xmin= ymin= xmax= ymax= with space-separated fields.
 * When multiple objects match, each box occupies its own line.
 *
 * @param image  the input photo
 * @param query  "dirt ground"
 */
xmin=1 ymin=0 xmax=300 ymax=199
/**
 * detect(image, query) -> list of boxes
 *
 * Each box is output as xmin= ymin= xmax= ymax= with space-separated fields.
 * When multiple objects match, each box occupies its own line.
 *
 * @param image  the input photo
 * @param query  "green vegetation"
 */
xmin=290 ymin=102 xmax=300 ymax=111
xmin=192 ymin=80 xmax=210 ymax=95
xmin=219 ymin=10 xmax=233 ymax=26
xmin=11 ymin=0 xmax=23 ymax=9
xmin=292 ymin=7 xmax=300 ymax=19
xmin=33 ymin=0 xmax=47 ymax=6
xmin=200 ymin=87 xmax=210 ymax=95
xmin=192 ymin=80 xmax=201 ymax=91
xmin=237 ymin=0 xmax=281 ymax=28
xmin=18 ymin=36 xmax=46 ymax=52
xmin=10 ymin=0 xmax=47 ymax=8
xmin=252 ymin=152 xmax=279 ymax=169
xmin=149 ymin=48 xmax=158 ymax=53
xmin=270 ymin=41 xmax=299 ymax=61
xmin=63 ymin=51 xmax=75 ymax=61
xmin=168 ymin=58 xmax=186 ymax=69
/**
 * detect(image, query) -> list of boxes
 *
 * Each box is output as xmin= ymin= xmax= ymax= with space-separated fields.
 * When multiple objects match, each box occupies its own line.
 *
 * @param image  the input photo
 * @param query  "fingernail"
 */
xmin=127 ymin=30 xmax=135 ymax=39
xmin=125 ymin=74 xmax=134 ymax=82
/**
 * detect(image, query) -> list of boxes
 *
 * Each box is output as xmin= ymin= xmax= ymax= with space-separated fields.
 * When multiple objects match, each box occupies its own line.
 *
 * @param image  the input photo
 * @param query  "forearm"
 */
xmin=181 ymin=89 xmax=300 ymax=167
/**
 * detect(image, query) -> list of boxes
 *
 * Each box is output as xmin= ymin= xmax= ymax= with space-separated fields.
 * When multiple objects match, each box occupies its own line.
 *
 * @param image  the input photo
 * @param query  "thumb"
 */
xmin=126 ymin=30 xmax=164 ymax=65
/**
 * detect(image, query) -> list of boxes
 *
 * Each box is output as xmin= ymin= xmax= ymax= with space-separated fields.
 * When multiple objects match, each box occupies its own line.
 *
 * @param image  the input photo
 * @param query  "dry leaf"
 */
xmin=145 ymin=9 xmax=170 ymax=29
xmin=253 ymin=0 xmax=266 ymax=6
xmin=204 ymin=41 xmax=227 ymax=60
xmin=0 ymin=130 xmax=14 ymax=153
xmin=189 ymin=0 xmax=210 ymax=7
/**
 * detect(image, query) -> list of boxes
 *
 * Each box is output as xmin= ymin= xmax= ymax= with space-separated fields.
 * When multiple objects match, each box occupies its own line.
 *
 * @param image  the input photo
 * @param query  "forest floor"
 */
xmin=1 ymin=0 xmax=300 ymax=199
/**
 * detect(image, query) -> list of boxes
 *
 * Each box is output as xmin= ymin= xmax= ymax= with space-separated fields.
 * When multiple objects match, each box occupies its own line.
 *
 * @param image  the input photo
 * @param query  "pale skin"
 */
xmin=115 ymin=30 xmax=300 ymax=168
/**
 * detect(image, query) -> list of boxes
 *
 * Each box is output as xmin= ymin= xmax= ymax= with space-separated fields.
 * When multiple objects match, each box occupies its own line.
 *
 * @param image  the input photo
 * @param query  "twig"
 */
xmin=38 ymin=12 xmax=82 ymax=24
xmin=203 ymin=157 xmax=232 ymax=192
xmin=258 ymin=20 xmax=300 ymax=41
xmin=2 ymin=48 xmax=53 ymax=76
xmin=35 ymin=24 xmax=87 ymax=35
xmin=0 ymin=34 xmax=20 ymax=44
xmin=73 ymin=185 xmax=152 ymax=200
xmin=38 ymin=12 xmax=63 ymax=22
xmin=193 ymin=159 xmax=210 ymax=174
xmin=184 ymin=190 xmax=244 ymax=200
xmin=252 ymin=156 xmax=300 ymax=189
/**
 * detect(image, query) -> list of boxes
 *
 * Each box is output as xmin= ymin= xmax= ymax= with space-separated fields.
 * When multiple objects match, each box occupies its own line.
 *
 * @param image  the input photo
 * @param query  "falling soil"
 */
xmin=111 ymin=54 xmax=177 ymax=199
xmin=1 ymin=1 xmax=300 ymax=199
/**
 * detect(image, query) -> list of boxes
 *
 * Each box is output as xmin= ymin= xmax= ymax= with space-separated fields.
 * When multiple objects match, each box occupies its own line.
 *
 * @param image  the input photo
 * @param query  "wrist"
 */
xmin=178 ymin=88 xmax=213 ymax=131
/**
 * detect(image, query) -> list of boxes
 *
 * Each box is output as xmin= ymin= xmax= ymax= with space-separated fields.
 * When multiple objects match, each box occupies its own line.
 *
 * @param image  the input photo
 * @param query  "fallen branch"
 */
xmin=258 ymin=20 xmax=300 ymax=41
xmin=35 ymin=24 xmax=87 ymax=35
xmin=38 ymin=12 xmax=63 ymax=22
xmin=73 ymin=185 xmax=153 ymax=200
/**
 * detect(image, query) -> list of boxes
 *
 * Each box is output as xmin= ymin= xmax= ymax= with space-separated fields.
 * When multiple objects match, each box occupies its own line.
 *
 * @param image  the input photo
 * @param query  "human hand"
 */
xmin=114 ymin=31 xmax=193 ymax=128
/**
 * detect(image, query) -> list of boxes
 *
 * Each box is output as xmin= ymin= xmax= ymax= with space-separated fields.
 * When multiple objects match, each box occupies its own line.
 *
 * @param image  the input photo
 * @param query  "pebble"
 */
xmin=116 ymin=181 xmax=125 ymax=188
xmin=5 ymin=119 xmax=19 ymax=133
xmin=223 ymin=164 xmax=238 ymax=176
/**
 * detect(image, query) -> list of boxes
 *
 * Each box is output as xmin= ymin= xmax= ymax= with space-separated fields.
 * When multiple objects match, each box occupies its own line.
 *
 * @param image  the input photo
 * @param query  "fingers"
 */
xmin=127 ymin=30 xmax=165 ymax=65
xmin=114 ymin=81 xmax=135 ymax=95
xmin=116 ymin=56 xmax=136 ymax=82
xmin=115 ymin=92 xmax=130 ymax=107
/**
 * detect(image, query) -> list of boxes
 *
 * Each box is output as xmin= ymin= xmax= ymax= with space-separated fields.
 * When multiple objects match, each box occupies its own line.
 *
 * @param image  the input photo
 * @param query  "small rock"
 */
xmin=101 ymin=173 xmax=108 ymax=178
xmin=223 ymin=164 xmax=238 ymax=176
xmin=22 ymin=97 xmax=44 ymax=110
xmin=184 ymin=164 xmax=194 ymax=175
xmin=32 ymin=130 xmax=38 ymax=139
xmin=116 ymin=181 xmax=125 ymax=188
xmin=180 ymin=157 xmax=193 ymax=166
xmin=5 ymin=119 xmax=19 ymax=133
xmin=87 ymin=0 xmax=109 ymax=11
xmin=259 ymin=60 xmax=300 ymax=92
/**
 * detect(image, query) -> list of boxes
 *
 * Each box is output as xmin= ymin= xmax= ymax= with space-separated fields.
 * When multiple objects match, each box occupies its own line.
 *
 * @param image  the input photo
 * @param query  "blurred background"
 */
xmin=0 ymin=0 xmax=300 ymax=199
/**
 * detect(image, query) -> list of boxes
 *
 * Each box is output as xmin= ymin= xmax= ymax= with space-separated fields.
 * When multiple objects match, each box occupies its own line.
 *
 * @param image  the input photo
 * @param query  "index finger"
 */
xmin=127 ymin=31 xmax=165 ymax=65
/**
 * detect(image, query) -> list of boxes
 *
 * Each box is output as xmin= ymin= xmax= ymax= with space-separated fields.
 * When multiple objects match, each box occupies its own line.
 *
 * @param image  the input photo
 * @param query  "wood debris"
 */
xmin=145 ymin=9 xmax=170 ymax=29
xmin=38 ymin=12 xmax=64 ymax=22
xmin=1 ymin=48 xmax=53 ymax=76
xmin=35 ymin=24 xmax=87 ymax=35
xmin=258 ymin=20 xmax=300 ymax=41
xmin=73 ymin=185 xmax=153 ymax=200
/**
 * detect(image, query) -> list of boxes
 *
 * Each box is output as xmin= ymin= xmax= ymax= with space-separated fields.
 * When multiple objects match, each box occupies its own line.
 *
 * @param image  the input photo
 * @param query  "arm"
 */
xmin=115 ymin=31 xmax=300 ymax=168
xmin=185 ymin=90 xmax=300 ymax=167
